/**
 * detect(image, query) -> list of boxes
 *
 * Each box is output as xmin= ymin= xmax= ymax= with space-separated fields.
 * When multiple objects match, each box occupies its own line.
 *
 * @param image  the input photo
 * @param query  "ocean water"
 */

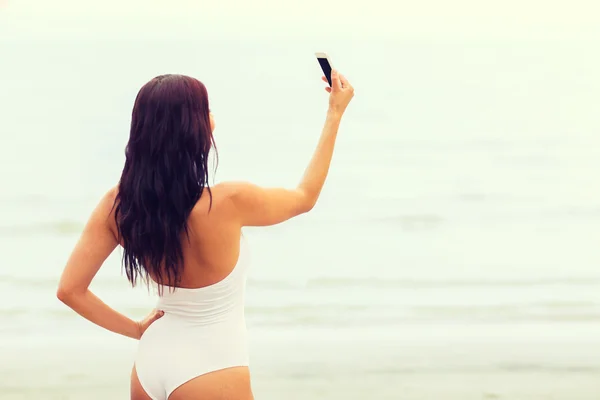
xmin=1 ymin=6 xmax=600 ymax=399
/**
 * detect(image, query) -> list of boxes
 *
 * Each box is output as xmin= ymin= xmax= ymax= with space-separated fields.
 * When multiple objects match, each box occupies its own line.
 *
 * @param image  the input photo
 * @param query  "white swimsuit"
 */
xmin=135 ymin=237 xmax=250 ymax=400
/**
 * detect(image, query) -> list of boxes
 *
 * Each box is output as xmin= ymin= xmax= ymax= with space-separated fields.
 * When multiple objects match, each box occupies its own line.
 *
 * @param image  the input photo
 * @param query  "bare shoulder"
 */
xmin=100 ymin=186 xmax=119 ymax=214
xmin=188 ymin=182 xmax=242 ymax=219
xmin=188 ymin=181 xmax=256 ymax=224
xmin=209 ymin=181 xmax=274 ymax=211
xmin=105 ymin=186 xmax=119 ymax=205
xmin=212 ymin=181 xmax=254 ymax=197
xmin=208 ymin=181 xmax=264 ymax=207
xmin=98 ymin=186 xmax=119 ymax=238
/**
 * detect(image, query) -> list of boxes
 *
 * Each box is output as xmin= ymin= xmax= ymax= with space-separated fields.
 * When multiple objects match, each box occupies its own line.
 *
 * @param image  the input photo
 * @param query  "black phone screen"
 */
xmin=317 ymin=57 xmax=332 ymax=86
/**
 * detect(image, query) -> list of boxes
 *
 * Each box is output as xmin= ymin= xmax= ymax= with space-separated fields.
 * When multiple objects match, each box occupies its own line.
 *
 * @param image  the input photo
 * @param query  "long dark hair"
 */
xmin=114 ymin=74 xmax=215 ymax=292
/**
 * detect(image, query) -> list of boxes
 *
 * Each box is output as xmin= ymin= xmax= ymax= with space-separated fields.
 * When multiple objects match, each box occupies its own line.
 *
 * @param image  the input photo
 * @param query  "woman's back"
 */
xmin=129 ymin=185 xmax=253 ymax=400
xmin=156 ymin=185 xmax=246 ymax=289
xmin=136 ymin=223 xmax=252 ymax=399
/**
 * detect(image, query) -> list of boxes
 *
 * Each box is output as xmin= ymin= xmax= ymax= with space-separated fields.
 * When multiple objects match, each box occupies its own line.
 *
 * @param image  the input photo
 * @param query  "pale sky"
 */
xmin=2 ymin=0 xmax=600 ymax=40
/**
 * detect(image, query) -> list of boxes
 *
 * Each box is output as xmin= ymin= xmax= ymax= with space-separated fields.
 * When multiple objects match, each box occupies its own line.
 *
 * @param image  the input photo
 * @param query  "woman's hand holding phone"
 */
xmin=323 ymin=69 xmax=354 ymax=117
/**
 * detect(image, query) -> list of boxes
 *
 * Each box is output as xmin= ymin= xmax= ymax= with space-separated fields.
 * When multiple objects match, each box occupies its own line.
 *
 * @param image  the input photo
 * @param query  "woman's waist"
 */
xmin=152 ymin=311 xmax=246 ymax=333
xmin=139 ymin=313 xmax=248 ymax=352
xmin=156 ymin=300 xmax=245 ymax=323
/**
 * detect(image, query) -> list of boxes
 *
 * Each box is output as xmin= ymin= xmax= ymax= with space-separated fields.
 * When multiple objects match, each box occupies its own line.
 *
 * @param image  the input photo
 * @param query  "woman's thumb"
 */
xmin=153 ymin=310 xmax=165 ymax=320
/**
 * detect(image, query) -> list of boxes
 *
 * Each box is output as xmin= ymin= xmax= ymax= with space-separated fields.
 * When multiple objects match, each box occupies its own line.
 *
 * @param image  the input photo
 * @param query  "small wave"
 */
xmin=305 ymin=276 xmax=600 ymax=289
xmin=0 ymin=275 xmax=60 ymax=287
xmin=498 ymin=364 xmax=600 ymax=373
xmin=366 ymin=365 xmax=600 ymax=375
xmin=0 ymin=274 xmax=127 ymax=290
xmin=0 ymin=194 xmax=58 ymax=205
xmin=0 ymin=306 xmax=158 ymax=321
xmin=371 ymin=213 xmax=444 ymax=230
xmin=0 ymin=220 xmax=84 ymax=236
xmin=411 ymin=304 xmax=600 ymax=320
xmin=4 ymin=274 xmax=600 ymax=291
xmin=247 ymin=302 xmax=600 ymax=325
xmin=246 ymin=278 xmax=301 ymax=290
xmin=246 ymin=304 xmax=372 ymax=315
xmin=3 ymin=302 xmax=600 ymax=327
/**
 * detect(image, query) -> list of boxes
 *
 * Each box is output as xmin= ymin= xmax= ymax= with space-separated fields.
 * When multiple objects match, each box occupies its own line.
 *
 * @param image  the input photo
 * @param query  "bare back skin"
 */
xmin=126 ymin=184 xmax=255 ymax=400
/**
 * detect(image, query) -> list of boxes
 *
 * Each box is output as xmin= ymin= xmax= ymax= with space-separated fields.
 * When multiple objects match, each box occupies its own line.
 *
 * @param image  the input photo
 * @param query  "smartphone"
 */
xmin=315 ymin=52 xmax=333 ymax=86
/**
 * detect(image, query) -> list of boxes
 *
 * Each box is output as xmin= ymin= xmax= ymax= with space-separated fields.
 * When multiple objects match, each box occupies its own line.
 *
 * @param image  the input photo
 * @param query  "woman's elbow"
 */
xmin=297 ymin=191 xmax=318 ymax=214
xmin=303 ymin=199 xmax=317 ymax=213
xmin=56 ymin=286 xmax=80 ymax=305
xmin=56 ymin=287 xmax=70 ymax=303
xmin=297 ymin=198 xmax=316 ymax=214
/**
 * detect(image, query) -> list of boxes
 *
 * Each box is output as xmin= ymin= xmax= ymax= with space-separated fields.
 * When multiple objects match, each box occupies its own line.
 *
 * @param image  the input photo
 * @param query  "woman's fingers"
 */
xmin=152 ymin=309 xmax=165 ymax=322
xmin=330 ymin=69 xmax=342 ymax=91
xmin=339 ymin=74 xmax=352 ymax=90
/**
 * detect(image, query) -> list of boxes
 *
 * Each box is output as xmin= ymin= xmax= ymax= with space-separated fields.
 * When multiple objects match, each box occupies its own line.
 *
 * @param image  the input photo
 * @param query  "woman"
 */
xmin=57 ymin=69 xmax=354 ymax=400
